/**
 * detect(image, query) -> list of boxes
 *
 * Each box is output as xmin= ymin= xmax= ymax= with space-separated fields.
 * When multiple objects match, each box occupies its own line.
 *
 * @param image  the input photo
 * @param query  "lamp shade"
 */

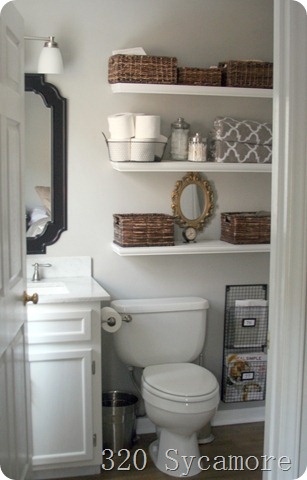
xmin=38 ymin=43 xmax=63 ymax=74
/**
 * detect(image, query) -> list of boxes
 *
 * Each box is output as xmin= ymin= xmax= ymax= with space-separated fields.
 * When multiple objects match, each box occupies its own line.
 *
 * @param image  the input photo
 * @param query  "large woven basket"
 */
xmin=220 ymin=211 xmax=271 ymax=244
xmin=219 ymin=61 xmax=273 ymax=88
xmin=113 ymin=213 xmax=174 ymax=247
xmin=108 ymin=54 xmax=178 ymax=84
xmin=177 ymin=67 xmax=222 ymax=86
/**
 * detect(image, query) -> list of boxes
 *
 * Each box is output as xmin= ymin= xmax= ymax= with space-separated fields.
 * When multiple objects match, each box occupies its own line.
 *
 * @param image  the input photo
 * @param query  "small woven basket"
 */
xmin=220 ymin=211 xmax=271 ymax=244
xmin=177 ymin=67 xmax=222 ymax=86
xmin=113 ymin=213 xmax=174 ymax=247
xmin=108 ymin=54 xmax=178 ymax=84
xmin=219 ymin=61 xmax=273 ymax=88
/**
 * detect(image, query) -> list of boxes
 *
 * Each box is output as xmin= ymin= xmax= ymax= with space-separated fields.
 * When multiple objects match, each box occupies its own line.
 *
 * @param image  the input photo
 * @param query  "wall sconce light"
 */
xmin=24 ymin=36 xmax=64 ymax=74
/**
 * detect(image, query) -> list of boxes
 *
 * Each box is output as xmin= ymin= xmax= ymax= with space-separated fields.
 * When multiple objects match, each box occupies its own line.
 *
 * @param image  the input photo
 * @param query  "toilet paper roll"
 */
xmin=131 ymin=138 xmax=156 ymax=162
xmin=135 ymin=115 xmax=160 ymax=139
xmin=101 ymin=307 xmax=122 ymax=333
xmin=108 ymin=113 xmax=135 ymax=139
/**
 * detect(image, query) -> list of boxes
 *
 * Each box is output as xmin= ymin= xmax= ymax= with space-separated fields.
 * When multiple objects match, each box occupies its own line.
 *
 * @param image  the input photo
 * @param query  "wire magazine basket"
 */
xmin=222 ymin=284 xmax=269 ymax=403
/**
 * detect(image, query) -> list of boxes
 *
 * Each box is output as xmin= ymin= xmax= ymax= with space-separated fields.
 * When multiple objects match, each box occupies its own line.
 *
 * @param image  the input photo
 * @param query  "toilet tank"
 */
xmin=111 ymin=297 xmax=209 ymax=368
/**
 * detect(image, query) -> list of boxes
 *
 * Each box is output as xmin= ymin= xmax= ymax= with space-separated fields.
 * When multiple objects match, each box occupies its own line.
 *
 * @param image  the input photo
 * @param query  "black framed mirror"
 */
xmin=25 ymin=74 xmax=67 ymax=254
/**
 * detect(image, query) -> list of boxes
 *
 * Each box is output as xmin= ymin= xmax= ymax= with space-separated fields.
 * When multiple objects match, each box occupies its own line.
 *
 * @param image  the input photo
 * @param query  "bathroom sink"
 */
xmin=27 ymin=281 xmax=69 ymax=295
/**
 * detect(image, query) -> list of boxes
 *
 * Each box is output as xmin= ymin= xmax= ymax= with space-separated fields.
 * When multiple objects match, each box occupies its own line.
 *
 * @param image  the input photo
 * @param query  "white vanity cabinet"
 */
xmin=27 ymin=301 xmax=102 ymax=478
xmin=25 ymin=269 xmax=110 ymax=479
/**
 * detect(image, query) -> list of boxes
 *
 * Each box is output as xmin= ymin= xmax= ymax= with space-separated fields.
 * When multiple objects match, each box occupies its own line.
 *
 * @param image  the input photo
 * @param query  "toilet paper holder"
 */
xmin=102 ymin=313 xmax=132 ymax=327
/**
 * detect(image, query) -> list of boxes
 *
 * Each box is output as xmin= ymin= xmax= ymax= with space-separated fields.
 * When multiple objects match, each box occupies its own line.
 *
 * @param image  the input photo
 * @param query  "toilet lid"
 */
xmin=143 ymin=363 xmax=218 ymax=400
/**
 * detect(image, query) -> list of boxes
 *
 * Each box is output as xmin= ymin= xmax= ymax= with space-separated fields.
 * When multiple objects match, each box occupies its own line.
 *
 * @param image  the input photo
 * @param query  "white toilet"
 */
xmin=111 ymin=297 xmax=220 ymax=477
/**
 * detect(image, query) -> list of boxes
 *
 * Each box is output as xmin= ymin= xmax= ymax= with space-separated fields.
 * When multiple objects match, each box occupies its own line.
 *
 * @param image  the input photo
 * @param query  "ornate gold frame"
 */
xmin=171 ymin=172 xmax=214 ymax=230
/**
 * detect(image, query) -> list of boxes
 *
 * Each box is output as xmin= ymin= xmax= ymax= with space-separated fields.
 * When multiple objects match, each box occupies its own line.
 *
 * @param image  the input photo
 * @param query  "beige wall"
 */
xmin=16 ymin=0 xmax=273 ymax=410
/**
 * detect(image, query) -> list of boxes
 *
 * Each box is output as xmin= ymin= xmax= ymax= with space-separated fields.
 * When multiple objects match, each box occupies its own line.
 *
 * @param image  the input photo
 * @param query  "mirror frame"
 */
xmin=25 ymin=73 xmax=67 ymax=254
xmin=171 ymin=172 xmax=214 ymax=230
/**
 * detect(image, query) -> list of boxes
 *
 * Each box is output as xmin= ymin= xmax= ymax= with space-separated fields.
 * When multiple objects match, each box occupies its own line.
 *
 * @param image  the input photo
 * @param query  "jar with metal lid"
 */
xmin=170 ymin=117 xmax=190 ymax=160
xmin=188 ymin=133 xmax=207 ymax=162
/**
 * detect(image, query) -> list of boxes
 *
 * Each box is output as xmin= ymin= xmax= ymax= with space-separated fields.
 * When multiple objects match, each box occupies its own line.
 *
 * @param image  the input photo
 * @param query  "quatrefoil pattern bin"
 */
xmin=209 ymin=116 xmax=272 ymax=163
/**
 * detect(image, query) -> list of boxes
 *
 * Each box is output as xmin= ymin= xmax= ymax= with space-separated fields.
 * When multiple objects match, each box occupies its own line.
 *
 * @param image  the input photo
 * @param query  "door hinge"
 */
xmin=93 ymin=433 xmax=97 ymax=447
xmin=92 ymin=360 xmax=96 ymax=375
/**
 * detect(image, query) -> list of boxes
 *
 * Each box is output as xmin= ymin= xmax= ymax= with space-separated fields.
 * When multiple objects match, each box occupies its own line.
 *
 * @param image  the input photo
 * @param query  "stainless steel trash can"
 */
xmin=102 ymin=391 xmax=138 ymax=452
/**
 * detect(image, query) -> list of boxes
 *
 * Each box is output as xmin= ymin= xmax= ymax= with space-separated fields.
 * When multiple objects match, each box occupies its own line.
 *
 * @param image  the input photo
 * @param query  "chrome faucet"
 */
xmin=32 ymin=263 xmax=52 ymax=281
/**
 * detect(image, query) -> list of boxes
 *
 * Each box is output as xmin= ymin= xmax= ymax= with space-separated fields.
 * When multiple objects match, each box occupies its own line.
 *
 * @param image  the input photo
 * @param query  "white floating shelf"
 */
xmin=112 ymin=240 xmax=270 ymax=256
xmin=110 ymin=161 xmax=272 ymax=173
xmin=110 ymin=83 xmax=273 ymax=98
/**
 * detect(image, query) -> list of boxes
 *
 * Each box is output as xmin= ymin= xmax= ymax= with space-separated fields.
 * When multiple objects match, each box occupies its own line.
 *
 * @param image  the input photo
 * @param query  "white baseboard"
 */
xmin=32 ymin=466 xmax=100 ymax=479
xmin=136 ymin=406 xmax=265 ymax=435
xmin=136 ymin=416 xmax=155 ymax=435
xmin=212 ymin=406 xmax=265 ymax=426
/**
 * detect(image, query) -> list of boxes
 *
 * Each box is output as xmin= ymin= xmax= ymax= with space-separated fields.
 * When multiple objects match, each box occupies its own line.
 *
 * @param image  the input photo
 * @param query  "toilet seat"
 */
xmin=142 ymin=363 xmax=219 ymax=403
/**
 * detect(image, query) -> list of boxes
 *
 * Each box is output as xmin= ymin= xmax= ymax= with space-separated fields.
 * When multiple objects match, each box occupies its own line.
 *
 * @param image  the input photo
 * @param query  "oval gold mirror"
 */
xmin=171 ymin=172 xmax=214 ymax=231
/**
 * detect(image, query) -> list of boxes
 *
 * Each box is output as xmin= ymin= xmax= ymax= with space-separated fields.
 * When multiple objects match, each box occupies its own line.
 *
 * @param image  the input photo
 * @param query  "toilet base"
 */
xmin=149 ymin=430 xmax=202 ymax=477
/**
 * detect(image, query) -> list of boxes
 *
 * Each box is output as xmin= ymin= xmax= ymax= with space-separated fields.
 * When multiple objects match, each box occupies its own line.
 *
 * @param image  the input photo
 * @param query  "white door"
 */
xmin=0 ymin=3 xmax=31 ymax=480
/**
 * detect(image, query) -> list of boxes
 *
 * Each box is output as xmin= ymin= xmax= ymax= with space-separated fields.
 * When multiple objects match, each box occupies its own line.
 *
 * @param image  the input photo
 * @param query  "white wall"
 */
xmin=15 ymin=0 xmax=273 ymax=410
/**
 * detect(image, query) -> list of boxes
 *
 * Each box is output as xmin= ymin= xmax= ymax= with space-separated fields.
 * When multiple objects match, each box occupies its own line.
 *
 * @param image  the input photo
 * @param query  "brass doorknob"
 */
xmin=23 ymin=291 xmax=39 ymax=305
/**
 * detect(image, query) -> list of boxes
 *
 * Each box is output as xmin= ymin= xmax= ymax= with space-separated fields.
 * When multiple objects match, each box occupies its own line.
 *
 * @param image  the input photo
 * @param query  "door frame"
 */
xmin=264 ymin=1 xmax=307 ymax=478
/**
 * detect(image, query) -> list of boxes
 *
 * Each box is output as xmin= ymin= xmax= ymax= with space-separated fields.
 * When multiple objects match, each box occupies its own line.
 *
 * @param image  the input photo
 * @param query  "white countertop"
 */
xmin=26 ymin=256 xmax=111 ymax=304
xmin=27 ymin=277 xmax=110 ymax=304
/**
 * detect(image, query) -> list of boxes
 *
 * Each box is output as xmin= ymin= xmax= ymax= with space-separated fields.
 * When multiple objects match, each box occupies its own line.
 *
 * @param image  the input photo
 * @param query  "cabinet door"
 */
xmin=29 ymin=348 xmax=93 ymax=466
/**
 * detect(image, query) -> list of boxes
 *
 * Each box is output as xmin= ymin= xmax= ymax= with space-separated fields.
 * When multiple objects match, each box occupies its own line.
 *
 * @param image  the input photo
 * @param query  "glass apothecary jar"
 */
xmin=170 ymin=117 xmax=190 ymax=160
xmin=188 ymin=133 xmax=207 ymax=162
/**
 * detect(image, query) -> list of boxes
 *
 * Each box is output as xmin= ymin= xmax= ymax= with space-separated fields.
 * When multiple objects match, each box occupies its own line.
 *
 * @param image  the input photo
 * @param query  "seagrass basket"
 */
xmin=220 ymin=211 xmax=271 ymax=244
xmin=177 ymin=67 xmax=222 ymax=86
xmin=219 ymin=61 xmax=273 ymax=88
xmin=108 ymin=54 xmax=178 ymax=84
xmin=113 ymin=213 xmax=174 ymax=247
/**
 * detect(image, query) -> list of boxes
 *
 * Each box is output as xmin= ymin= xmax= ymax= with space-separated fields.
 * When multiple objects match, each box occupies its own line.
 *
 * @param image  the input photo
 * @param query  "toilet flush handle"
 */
xmin=122 ymin=314 xmax=132 ymax=323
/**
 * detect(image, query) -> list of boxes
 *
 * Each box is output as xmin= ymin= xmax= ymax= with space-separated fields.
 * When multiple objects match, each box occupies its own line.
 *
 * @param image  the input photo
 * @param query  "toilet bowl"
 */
xmin=111 ymin=297 xmax=220 ymax=478
xmin=141 ymin=363 xmax=219 ymax=477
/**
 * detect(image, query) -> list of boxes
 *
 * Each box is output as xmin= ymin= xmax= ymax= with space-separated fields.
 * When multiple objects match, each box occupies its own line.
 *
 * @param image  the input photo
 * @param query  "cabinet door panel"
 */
xmin=27 ymin=309 xmax=92 ymax=344
xmin=29 ymin=348 xmax=93 ymax=465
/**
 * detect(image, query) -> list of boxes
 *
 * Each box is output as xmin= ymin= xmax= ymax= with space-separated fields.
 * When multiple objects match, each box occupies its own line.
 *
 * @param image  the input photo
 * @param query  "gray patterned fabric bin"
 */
xmin=210 ymin=116 xmax=272 ymax=163
xmin=211 ymin=140 xmax=272 ymax=164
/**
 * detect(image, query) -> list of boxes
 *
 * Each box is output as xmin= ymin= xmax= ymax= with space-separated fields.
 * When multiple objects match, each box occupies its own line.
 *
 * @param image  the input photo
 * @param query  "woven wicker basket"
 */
xmin=220 ymin=211 xmax=271 ymax=244
xmin=113 ymin=213 xmax=174 ymax=247
xmin=177 ymin=67 xmax=222 ymax=86
xmin=108 ymin=54 xmax=178 ymax=84
xmin=219 ymin=61 xmax=273 ymax=88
